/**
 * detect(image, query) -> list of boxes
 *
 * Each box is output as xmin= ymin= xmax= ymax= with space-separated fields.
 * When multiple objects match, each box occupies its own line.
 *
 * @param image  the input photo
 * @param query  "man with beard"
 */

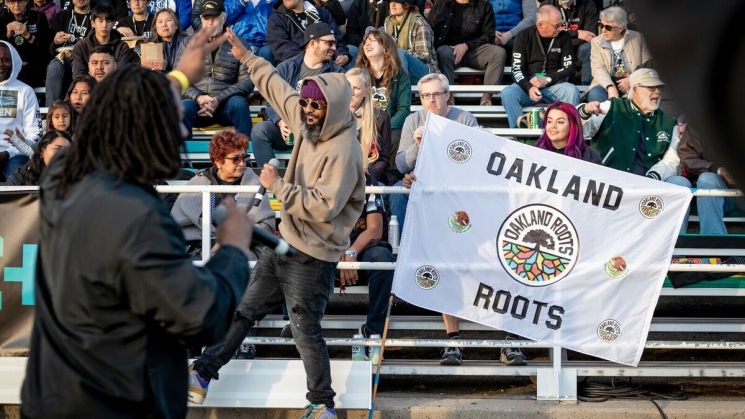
xmin=87 ymin=44 xmax=116 ymax=81
xmin=71 ymin=3 xmax=132 ymax=78
xmin=0 ymin=41 xmax=42 ymax=180
xmin=579 ymin=68 xmax=680 ymax=182
xmin=250 ymin=22 xmax=344 ymax=167
xmin=187 ymin=28 xmax=365 ymax=419
xmin=176 ymin=0 xmax=253 ymax=140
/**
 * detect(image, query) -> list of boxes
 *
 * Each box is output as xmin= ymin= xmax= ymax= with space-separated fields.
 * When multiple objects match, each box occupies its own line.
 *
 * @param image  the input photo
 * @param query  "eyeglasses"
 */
xmin=6 ymin=0 xmax=27 ymax=3
xmin=598 ymin=23 xmax=618 ymax=32
xmin=637 ymin=85 xmax=664 ymax=93
xmin=224 ymin=153 xmax=247 ymax=164
xmin=541 ymin=21 xmax=562 ymax=29
xmin=299 ymin=98 xmax=328 ymax=109
xmin=421 ymin=91 xmax=447 ymax=100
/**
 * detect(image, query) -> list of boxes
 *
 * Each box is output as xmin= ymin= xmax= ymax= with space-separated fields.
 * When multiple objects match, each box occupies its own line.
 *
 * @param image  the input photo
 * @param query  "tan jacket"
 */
xmin=589 ymin=29 xmax=653 ymax=92
xmin=240 ymin=52 xmax=366 ymax=262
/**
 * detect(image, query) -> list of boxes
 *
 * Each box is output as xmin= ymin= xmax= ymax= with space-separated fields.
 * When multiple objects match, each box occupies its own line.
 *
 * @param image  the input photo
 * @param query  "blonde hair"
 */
xmin=346 ymin=68 xmax=379 ymax=162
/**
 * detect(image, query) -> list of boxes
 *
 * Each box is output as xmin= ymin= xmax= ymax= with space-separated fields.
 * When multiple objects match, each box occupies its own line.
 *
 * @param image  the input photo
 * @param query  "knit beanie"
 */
xmin=300 ymin=79 xmax=326 ymax=102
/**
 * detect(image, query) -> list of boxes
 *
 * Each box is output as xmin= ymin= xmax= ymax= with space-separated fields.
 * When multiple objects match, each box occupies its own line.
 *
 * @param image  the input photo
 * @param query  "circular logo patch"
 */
xmin=597 ymin=319 xmax=622 ymax=343
xmin=415 ymin=265 xmax=440 ymax=290
xmin=639 ymin=196 xmax=664 ymax=219
xmin=447 ymin=140 xmax=472 ymax=163
xmin=604 ymin=256 xmax=629 ymax=280
xmin=497 ymin=204 xmax=579 ymax=287
xmin=448 ymin=211 xmax=472 ymax=233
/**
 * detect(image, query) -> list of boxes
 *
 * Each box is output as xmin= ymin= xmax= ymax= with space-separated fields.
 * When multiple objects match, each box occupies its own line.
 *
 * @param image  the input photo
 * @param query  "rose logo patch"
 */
xmin=447 ymin=140 xmax=472 ymax=163
xmin=415 ymin=265 xmax=440 ymax=290
xmin=448 ymin=211 xmax=472 ymax=233
xmin=639 ymin=196 xmax=664 ymax=219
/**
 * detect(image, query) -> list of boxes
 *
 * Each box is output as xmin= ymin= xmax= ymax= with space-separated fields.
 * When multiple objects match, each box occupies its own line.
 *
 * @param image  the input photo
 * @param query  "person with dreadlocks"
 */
xmin=20 ymin=28 xmax=255 ymax=419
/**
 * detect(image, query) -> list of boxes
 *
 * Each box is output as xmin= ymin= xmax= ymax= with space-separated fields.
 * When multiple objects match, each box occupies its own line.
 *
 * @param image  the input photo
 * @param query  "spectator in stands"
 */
xmin=177 ymin=1 xmax=254 ymax=140
xmin=356 ymin=29 xmax=410 ymax=169
xmin=502 ymin=5 xmax=579 ymax=128
xmin=541 ymin=0 xmax=597 ymax=85
xmin=536 ymin=101 xmax=600 ymax=163
xmin=429 ymin=0 xmax=505 ymax=106
xmin=72 ymin=4 xmax=132 ymax=78
xmin=266 ymin=0 xmax=355 ymax=69
xmin=4 ymin=130 xmax=71 ymax=185
xmin=147 ymin=8 xmax=188 ymax=72
xmin=585 ymin=6 xmax=651 ymax=103
xmin=383 ymin=0 xmax=437 ymax=84
xmin=148 ymin=0 xmax=191 ymax=30
xmin=0 ymin=0 xmax=52 ymax=88
xmin=87 ymin=44 xmax=116 ymax=82
xmin=490 ymin=0 xmax=535 ymax=53
xmin=250 ymin=22 xmax=343 ymax=166
xmin=0 ymin=41 xmax=42 ymax=179
xmin=44 ymin=100 xmax=75 ymax=134
xmin=675 ymin=124 xmax=745 ymax=235
xmin=578 ymin=68 xmax=680 ymax=183
xmin=65 ymin=74 xmax=95 ymax=117
xmin=118 ymin=0 xmax=154 ymax=38
xmin=345 ymin=0 xmax=389 ymax=49
xmin=45 ymin=0 xmax=92 ymax=106
xmin=33 ymin=0 xmax=61 ymax=26
xmin=98 ymin=0 xmax=131 ymax=25
xmin=347 ymin=68 xmax=391 ymax=183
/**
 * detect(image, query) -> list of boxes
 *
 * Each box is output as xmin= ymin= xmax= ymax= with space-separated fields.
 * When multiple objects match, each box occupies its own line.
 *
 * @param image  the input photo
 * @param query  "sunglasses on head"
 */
xmin=224 ymin=153 xmax=247 ymax=164
xmin=299 ymin=98 xmax=328 ymax=110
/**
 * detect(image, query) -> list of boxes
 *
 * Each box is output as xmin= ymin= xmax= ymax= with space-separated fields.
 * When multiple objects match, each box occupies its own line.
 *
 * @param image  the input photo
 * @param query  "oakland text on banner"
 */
xmin=391 ymin=114 xmax=692 ymax=366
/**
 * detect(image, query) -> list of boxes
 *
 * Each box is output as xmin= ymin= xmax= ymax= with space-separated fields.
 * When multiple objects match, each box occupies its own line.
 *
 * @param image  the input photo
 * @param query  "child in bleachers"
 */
xmin=45 ymin=100 xmax=76 ymax=135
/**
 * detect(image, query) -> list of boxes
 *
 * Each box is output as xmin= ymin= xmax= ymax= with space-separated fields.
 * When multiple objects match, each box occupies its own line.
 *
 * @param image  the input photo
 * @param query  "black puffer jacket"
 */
xmin=176 ymin=30 xmax=254 ymax=103
xmin=428 ymin=0 xmax=495 ymax=50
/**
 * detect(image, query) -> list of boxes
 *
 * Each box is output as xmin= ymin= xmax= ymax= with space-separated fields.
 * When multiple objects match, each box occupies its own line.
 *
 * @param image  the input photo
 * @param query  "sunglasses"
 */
xmin=598 ymin=23 xmax=618 ymax=32
xmin=299 ymin=98 xmax=328 ymax=110
xmin=224 ymin=153 xmax=247 ymax=164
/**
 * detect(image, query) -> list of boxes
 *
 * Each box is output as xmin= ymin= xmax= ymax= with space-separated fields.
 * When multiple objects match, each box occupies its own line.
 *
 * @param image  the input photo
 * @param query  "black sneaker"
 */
xmin=280 ymin=323 xmax=293 ymax=338
xmin=500 ymin=347 xmax=527 ymax=366
xmin=439 ymin=346 xmax=463 ymax=366
xmin=235 ymin=343 xmax=256 ymax=359
xmin=358 ymin=324 xmax=371 ymax=358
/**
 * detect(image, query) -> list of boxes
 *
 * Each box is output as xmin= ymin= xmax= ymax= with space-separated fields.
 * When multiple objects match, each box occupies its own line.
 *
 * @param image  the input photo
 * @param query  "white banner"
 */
xmin=391 ymin=114 xmax=692 ymax=366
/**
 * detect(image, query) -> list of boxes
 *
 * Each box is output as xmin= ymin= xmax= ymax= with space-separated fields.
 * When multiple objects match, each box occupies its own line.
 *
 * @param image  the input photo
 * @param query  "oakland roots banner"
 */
xmin=0 ymin=193 xmax=39 ymax=357
xmin=392 ymin=114 xmax=692 ymax=366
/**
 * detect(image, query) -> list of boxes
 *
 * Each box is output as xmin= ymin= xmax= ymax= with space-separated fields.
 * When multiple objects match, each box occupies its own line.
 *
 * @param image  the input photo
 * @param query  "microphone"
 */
xmin=213 ymin=204 xmax=297 ymax=257
xmin=251 ymin=158 xmax=280 ymax=207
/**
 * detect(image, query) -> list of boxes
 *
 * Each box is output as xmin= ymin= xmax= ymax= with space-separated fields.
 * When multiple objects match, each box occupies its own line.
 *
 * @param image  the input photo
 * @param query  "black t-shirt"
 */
xmin=350 ymin=173 xmax=387 ymax=244
xmin=68 ymin=12 xmax=89 ymax=40
xmin=442 ymin=3 xmax=465 ymax=46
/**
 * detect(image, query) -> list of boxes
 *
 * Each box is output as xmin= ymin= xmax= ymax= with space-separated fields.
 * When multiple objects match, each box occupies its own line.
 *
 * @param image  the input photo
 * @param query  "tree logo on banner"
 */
xmin=415 ymin=265 xmax=440 ymax=290
xmin=639 ymin=196 xmax=664 ymax=219
xmin=597 ymin=319 xmax=622 ymax=343
xmin=496 ymin=204 xmax=579 ymax=287
xmin=447 ymin=140 xmax=472 ymax=163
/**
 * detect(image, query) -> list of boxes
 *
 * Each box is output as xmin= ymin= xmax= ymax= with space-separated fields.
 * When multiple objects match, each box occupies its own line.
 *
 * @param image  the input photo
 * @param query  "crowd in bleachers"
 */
xmin=0 ymin=0 xmax=741 ymax=373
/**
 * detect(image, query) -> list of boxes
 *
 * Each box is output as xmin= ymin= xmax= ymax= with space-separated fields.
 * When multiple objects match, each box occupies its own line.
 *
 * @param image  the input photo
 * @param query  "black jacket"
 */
xmin=175 ymin=31 xmax=254 ymax=103
xmin=512 ymin=28 xmax=575 ymax=92
xmin=118 ymin=13 xmax=155 ymax=38
xmin=345 ymin=0 xmax=389 ymax=47
xmin=0 ymin=9 xmax=51 ymax=86
xmin=48 ymin=6 xmax=92 ymax=55
xmin=21 ymin=150 xmax=250 ymax=419
xmin=541 ymin=0 xmax=598 ymax=48
xmin=428 ymin=0 xmax=495 ymax=50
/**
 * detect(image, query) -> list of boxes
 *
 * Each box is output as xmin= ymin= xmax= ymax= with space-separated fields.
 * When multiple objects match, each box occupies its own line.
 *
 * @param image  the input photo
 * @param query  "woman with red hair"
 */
xmin=535 ymin=101 xmax=602 ymax=164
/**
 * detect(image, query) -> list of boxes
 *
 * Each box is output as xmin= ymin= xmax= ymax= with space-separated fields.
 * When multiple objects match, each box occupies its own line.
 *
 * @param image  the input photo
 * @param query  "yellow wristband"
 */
xmin=168 ymin=70 xmax=189 ymax=94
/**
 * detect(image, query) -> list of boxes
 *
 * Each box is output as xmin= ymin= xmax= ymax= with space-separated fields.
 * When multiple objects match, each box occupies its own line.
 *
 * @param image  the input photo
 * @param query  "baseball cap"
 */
xmin=201 ymin=0 xmax=225 ymax=17
xmin=300 ymin=22 xmax=335 ymax=48
xmin=629 ymin=68 xmax=665 ymax=88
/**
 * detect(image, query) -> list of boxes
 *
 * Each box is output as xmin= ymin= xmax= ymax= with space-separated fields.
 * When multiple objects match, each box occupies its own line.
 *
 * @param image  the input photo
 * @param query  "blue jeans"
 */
xmin=577 ymin=43 xmax=592 ymax=85
xmin=45 ymin=59 xmax=72 ymax=106
xmin=695 ymin=172 xmax=737 ymax=235
xmin=398 ymin=48 xmax=430 ymax=84
xmin=250 ymin=120 xmax=293 ymax=167
xmin=343 ymin=45 xmax=359 ymax=71
xmin=182 ymin=95 xmax=253 ymax=141
xmin=256 ymin=45 xmax=275 ymax=66
xmin=212 ymin=249 xmax=337 ymax=407
xmin=666 ymin=175 xmax=692 ymax=234
xmin=2 ymin=154 xmax=29 ymax=179
xmin=357 ymin=245 xmax=394 ymax=335
xmin=586 ymin=85 xmax=609 ymax=103
xmin=502 ymin=82 xmax=581 ymax=128
xmin=389 ymin=180 xmax=407 ymax=236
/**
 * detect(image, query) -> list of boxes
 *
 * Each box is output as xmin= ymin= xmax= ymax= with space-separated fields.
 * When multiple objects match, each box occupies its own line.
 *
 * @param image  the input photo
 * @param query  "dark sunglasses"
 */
xmin=224 ymin=153 xmax=247 ymax=164
xmin=598 ymin=23 xmax=618 ymax=31
xmin=299 ymin=98 xmax=328 ymax=110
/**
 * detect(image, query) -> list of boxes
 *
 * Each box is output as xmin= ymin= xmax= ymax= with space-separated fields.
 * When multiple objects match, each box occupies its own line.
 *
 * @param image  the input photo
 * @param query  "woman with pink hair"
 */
xmin=535 ymin=101 xmax=602 ymax=164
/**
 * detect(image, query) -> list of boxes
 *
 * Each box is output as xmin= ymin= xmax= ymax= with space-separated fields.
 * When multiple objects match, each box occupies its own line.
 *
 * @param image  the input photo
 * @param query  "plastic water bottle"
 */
xmin=389 ymin=215 xmax=400 ymax=253
xmin=352 ymin=334 xmax=366 ymax=361
xmin=370 ymin=334 xmax=381 ymax=364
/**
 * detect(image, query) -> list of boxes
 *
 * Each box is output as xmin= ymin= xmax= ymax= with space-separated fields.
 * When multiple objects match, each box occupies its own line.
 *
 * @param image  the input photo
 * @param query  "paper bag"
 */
xmin=140 ymin=42 xmax=166 ymax=71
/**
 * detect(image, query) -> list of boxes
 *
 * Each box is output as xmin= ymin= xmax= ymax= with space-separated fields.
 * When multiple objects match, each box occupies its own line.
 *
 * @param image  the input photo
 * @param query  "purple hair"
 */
xmin=535 ymin=101 xmax=586 ymax=160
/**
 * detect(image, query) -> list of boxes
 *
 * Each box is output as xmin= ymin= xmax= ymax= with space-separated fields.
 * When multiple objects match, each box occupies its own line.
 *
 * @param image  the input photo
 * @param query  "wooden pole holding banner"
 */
xmin=368 ymin=294 xmax=394 ymax=419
